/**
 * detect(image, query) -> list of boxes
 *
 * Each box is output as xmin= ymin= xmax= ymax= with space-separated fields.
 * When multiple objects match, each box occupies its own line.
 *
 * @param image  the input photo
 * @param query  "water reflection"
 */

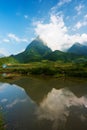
xmin=0 ymin=83 xmax=31 ymax=109
xmin=0 ymin=83 xmax=37 ymax=130
xmin=36 ymin=88 xmax=87 ymax=130
xmin=0 ymin=79 xmax=87 ymax=130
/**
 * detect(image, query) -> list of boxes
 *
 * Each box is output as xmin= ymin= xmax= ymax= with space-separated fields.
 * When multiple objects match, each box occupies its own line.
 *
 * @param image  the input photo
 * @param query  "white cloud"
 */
xmin=68 ymin=33 xmax=87 ymax=44
xmin=84 ymin=14 xmax=87 ymax=19
xmin=35 ymin=14 xmax=68 ymax=50
xmin=75 ymin=21 xmax=87 ymax=29
xmin=74 ymin=14 xmax=87 ymax=30
xmin=75 ymin=22 xmax=82 ymax=29
xmin=0 ymin=83 xmax=9 ymax=92
xmin=8 ymin=33 xmax=20 ymax=42
xmin=24 ymin=15 xmax=29 ymax=19
xmin=34 ymin=14 xmax=87 ymax=51
xmin=1 ymin=98 xmax=8 ymax=103
xmin=51 ymin=0 xmax=72 ymax=14
xmin=58 ymin=0 xmax=72 ymax=6
xmin=0 ymin=48 xmax=9 ymax=56
xmin=36 ymin=88 xmax=87 ymax=129
xmin=8 ymin=33 xmax=28 ymax=43
xmin=6 ymin=98 xmax=27 ymax=108
xmin=75 ymin=4 xmax=84 ymax=15
xmin=2 ymin=39 xmax=10 ymax=43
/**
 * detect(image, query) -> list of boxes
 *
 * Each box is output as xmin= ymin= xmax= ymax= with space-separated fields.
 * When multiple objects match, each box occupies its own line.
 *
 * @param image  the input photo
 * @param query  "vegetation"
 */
xmin=0 ymin=60 xmax=87 ymax=78
xmin=43 ymin=50 xmax=87 ymax=62
xmin=14 ymin=37 xmax=52 ymax=63
xmin=12 ymin=38 xmax=87 ymax=63
xmin=0 ymin=114 xmax=5 ymax=130
xmin=0 ymin=57 xmax=18 ymax=66
xmin=0 ymin=38 xmax=87 ymax=78
xmin=67 ymin=42 xmax=87 ymax=55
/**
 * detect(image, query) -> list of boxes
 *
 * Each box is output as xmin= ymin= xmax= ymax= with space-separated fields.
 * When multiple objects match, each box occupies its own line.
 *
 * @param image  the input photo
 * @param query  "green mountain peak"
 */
xmin=14 ymin=37 xmax=52 ymax=63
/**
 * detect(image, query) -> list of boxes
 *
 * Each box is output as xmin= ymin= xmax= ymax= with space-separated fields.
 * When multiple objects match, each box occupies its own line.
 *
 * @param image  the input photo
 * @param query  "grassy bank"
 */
xmin=0 ymin=61 xmax=87 ymax=78
xmin=0 ymin=114 xmax=5 ymax=130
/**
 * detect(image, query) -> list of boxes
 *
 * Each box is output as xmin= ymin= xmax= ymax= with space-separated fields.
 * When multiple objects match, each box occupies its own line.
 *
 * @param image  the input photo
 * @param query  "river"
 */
xmin=0 ymin=76 xmax=87 ymax=130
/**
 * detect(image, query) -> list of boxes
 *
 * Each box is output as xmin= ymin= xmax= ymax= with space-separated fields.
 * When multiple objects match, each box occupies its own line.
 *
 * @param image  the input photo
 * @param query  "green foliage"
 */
xmin=44 ymin=50 xmax=87 ymax=62
xmin=10 ymin=37 xmax=87 ymax=64
xmin=68 ymin=43 xmax=87 ymax=55
xmin=30 ymin=66 xmax=56 ymax=75
xmin=0 ymin=37 xmax=87 ymax=78
xmin=2 ymin=61 xmax=87 ymax=78
xmin=0 ymin=114 xmax=5 ymax=130
xmin=0 ymin=56 xmax=18 ymax=66
xmin=25 ymin=37 xmax=52 ymax=55
xmin=14 ymin=37 xmax=52 ymax=63
xmin=0 ymin=55 xmax=87 ymax=78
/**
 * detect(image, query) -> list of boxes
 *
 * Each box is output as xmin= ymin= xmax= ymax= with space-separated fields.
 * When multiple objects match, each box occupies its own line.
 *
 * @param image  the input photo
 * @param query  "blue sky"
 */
xmin=0 ymin=0 xmax=87 ymax=55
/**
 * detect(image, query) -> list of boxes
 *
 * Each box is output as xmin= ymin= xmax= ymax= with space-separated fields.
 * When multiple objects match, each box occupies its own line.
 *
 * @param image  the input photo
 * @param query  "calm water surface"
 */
xmin=0 ymin=77 xmax=87 ymax=130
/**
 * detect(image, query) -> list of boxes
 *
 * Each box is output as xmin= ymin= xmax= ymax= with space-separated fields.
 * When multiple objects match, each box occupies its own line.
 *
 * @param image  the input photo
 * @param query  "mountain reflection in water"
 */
xmin=0 ymin=78 xmax=87 ymax=130
xmin=36 ymin=88 xmax=87 ymax=130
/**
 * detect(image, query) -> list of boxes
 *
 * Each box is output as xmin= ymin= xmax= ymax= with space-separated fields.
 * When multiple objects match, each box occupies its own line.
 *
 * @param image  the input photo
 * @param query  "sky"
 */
xmin=0 ymin=0 xmax=87 ymax=56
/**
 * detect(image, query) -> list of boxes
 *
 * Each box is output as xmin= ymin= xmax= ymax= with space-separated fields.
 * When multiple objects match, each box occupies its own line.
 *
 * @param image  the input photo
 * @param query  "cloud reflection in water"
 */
xmin=36 ymin=88 xmax=87 ymax=130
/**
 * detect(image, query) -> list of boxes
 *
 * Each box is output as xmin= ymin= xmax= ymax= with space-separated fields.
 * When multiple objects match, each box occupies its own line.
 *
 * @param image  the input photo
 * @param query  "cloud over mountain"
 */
xmin=34 ymin=14 xmax=87 ymax=51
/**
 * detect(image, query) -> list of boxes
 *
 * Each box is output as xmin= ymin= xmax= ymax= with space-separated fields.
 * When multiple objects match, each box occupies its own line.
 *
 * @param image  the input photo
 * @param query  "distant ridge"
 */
xmin=12 ymin=38 xmax=87 ymax=63
xmin=44 ymin=50 xmax=83 ymax=62
xmin=0 ymin=38 xmax=87 ymax=64
xmin=67 ymin=43 xmax=87 ymax=55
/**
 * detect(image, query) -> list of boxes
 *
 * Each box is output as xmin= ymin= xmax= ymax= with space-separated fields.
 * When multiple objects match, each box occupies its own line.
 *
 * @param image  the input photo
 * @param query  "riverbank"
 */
xmin=0 ymin=114 xmax=5 ymax=130
xmin=0 ymin=61 xmax=87 ymax=78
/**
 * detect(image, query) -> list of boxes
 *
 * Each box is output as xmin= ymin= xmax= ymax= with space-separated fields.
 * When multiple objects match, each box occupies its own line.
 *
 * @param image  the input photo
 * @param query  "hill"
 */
xmin=1 ymin=38 xmax=87 ymax=64
xmin=44 ymin=50 xmax=86 ymax=62
xmin=67 ymin=43 xmax=87 ymax=56
xmin=14 ymin=37 xmax=52 ymax=63
xmin=12 ymin=39 xmax=87 ymax=63
xmin=0 ymin=57 xmax=18 ymax=66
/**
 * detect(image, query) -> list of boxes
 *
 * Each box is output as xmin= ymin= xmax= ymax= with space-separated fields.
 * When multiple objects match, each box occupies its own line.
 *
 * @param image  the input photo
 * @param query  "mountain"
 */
xmin=44 ymin=50 xmax=66 ymax=61
xmin=14 ymin=37 xmax=52 ymax=63
xmin=67 ymin=43 xmax=87 ymax=55
xmin=11 ymin=39 xmax=87 ymax=63
xmin=44 ymin=50 xmax=83 ymax=62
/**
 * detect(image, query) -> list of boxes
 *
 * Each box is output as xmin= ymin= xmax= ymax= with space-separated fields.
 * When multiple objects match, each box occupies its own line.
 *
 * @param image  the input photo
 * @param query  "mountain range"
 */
xmin=1 ymin=37 xmax=87 ymax=64
xmin=67 ymin=42 xmax=87 ymax=55
xmin=11 ymin=37 xmax=87 ymax=63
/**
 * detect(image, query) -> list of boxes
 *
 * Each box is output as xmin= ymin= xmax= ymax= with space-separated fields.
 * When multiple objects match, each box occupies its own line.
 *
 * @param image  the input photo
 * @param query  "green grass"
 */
xmin=0 ymin=114 xmax=5 ymax=130
xmin=0 ymin=60 xmax=87 ymax=78
xmin=0 ymin=56 xmax=18 ymax=66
